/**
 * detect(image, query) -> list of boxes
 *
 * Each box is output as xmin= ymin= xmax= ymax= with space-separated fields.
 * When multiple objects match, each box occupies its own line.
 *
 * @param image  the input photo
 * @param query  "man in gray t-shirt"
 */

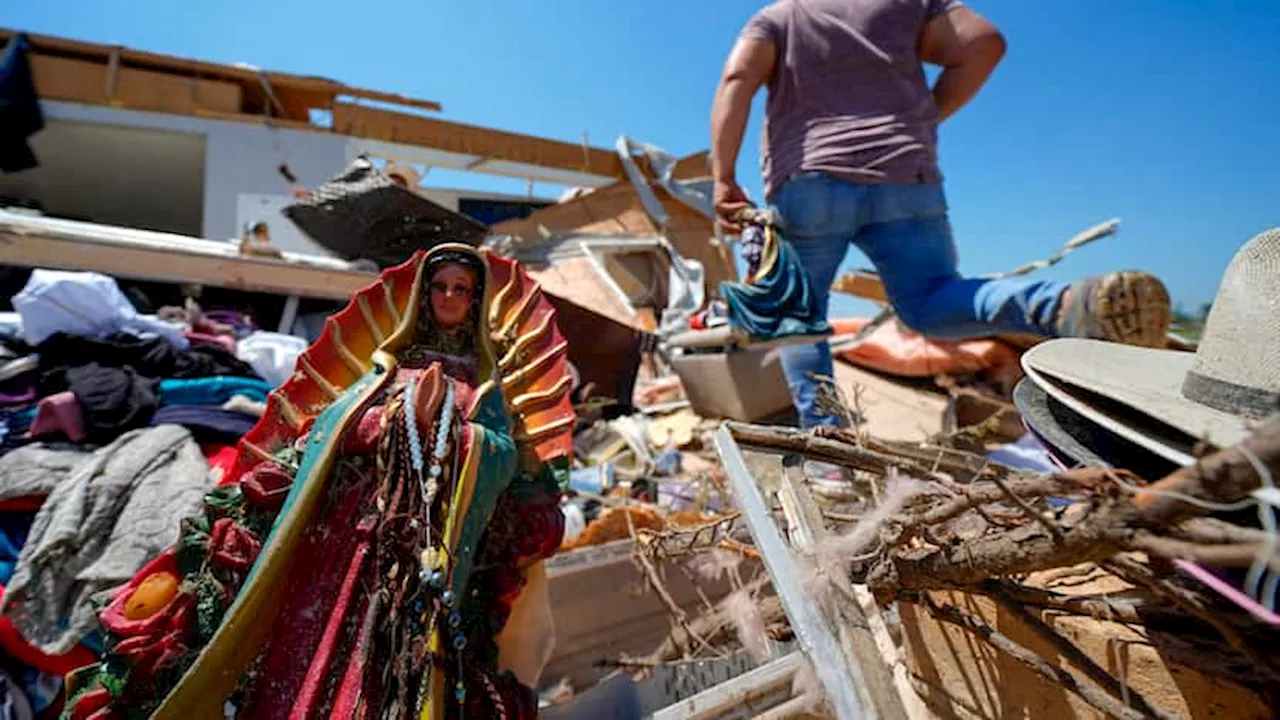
xmin=711 ymin=0 xmax=1172 ymax=429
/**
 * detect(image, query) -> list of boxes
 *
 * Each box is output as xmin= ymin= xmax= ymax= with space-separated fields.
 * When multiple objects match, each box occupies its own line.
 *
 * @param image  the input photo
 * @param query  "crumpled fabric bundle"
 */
xmin=0 ymin=668 xmax=32 ymax=720
xmin=0 ymin=425 xmax=211 ymax=654
xmin=720 ymin=226 xmax=831 ymax=342
xmin=12 ymin=270 xmax=188 ymax=349
xmin=0 ymin=32 xmax=43 ymax=175
xmin=0 ymin=441 xmax=86 ymax=503
xmin=236 ymin=331 xmax=307 ymax=387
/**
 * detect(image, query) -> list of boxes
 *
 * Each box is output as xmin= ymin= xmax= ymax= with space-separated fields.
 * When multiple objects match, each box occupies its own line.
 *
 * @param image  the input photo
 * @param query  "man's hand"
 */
xmin=714 ymin=179 xmax=754 ymax=234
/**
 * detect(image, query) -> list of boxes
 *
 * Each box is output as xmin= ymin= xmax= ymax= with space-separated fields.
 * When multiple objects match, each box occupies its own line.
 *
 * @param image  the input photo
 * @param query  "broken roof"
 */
xmin=3 ymin=28 xmax=629 ymax=185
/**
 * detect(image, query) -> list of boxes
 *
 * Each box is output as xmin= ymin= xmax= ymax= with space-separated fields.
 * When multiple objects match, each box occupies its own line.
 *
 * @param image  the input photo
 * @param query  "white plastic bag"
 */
xmin=236 ymin=331 xmax=307 ymax=387
xmin=13 ymin=270 xmax=188 ymax=348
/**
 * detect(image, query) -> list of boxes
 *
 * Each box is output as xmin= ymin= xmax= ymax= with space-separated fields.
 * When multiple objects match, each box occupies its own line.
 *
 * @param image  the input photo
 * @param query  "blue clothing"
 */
xmin=0 ymin=511 xmax=36 ymax=585
xmin=157 ymin=377 xmax=274 ymax=407
xmin=772 ymin=173 xmax=1069 ymax=428
xmin=0 ymin=406 xmax=36 ymax=456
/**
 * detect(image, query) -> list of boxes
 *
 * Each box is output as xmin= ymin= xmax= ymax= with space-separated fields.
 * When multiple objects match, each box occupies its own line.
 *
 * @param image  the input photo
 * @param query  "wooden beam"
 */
xmin=8 ymin=29 xmax=697 ymax=182
xmin=2 ymin=28 xmax=442 ymax=113
xmin=777 ymin=464 xmax=927 ymax=720
xmin=714 ymin=426 xmax=874 ymax=720
xmin=0 ymin=212 xmax=371 ymax=301
xmin=332 ymin=102 xmax=623 ymax=180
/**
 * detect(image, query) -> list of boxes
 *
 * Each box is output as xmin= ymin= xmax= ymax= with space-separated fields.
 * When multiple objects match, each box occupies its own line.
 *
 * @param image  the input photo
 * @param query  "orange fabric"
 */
xmin=831 ymin=317 xmax=1022 ymax=390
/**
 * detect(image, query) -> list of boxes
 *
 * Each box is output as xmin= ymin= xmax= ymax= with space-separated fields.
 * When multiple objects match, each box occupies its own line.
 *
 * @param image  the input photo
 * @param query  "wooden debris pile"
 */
xmin=613 ymin=408 xmax=1280 ymax=718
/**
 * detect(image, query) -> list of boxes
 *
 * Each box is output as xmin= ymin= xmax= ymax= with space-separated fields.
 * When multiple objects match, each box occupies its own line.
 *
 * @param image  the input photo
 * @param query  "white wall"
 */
xmin=42 ymin=101 xmax=349 ymax=241
xmin=38 ymin=102 xmax=561 ymax=251
xmin=0 ymin=116 xmax=206 ymax=235
xmin=202 ymin=122 xmax=347 ymax=240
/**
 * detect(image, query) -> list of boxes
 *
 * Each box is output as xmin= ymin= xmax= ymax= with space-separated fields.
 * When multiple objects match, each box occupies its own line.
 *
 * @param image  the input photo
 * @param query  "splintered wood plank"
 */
xmin=832 ymin=270 xmax=889 ymax=304
xmin=777 ymin=464 xmax=928 ymax=720
xmin=0 ymin=211 xmax=371 ymax=300
xmin=715 ymin=426 xmax=873 ymax=720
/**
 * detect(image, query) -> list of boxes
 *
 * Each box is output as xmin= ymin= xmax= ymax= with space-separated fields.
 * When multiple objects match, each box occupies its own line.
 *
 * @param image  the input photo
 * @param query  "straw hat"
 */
xmin=1020 ymin=228 xmax=1280 ymax=464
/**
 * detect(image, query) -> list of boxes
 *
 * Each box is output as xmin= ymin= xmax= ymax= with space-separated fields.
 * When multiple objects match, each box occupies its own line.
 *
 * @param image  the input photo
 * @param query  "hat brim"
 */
xmin=1012 ymin=377 xmax=1109 ymax=469
xmin=1021 ymin=341 xmax=1232 ymax=466
xmin=1022 ymin=340 xmax=1253 ymax=455
xmin=1012 ymin=376 xmax=1182 ymax=479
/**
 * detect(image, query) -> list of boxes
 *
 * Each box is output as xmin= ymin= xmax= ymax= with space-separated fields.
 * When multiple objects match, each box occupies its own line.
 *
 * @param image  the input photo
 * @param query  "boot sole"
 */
xmin=1092 ymin=271 xmax=1172 ymax=348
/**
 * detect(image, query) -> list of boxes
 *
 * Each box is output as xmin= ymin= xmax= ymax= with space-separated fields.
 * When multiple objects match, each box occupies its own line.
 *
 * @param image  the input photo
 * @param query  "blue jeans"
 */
xmin=772 ymin=173 xmax=1070 ymax=428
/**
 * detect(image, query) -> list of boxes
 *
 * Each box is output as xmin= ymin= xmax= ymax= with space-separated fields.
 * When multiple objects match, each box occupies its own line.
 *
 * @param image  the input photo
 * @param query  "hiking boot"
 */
xmin=1056 ymin=271 xmax=1172 ymax=348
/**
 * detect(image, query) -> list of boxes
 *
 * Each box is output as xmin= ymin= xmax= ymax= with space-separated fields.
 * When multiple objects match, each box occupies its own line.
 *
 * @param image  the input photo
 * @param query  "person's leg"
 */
xmin=769 ymin=173 xmax=862 ymax=429
xmin=854 ymin=184 xmax=1169 ymax=345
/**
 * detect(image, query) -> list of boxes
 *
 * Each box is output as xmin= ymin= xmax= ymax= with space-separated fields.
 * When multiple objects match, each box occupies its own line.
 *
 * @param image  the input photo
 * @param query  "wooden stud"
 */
xmin=714 ymin=426 xmax=874 ymax=720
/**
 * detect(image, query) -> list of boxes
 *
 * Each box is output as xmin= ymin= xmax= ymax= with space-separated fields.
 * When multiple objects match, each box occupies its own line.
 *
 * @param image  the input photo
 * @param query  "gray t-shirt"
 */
xmin=742 ymin=0 xmax=963 ymax=198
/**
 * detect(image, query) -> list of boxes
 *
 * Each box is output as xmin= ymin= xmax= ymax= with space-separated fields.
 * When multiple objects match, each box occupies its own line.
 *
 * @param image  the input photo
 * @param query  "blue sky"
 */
xmin=13 ymin=1 xmax=1279 ymax=319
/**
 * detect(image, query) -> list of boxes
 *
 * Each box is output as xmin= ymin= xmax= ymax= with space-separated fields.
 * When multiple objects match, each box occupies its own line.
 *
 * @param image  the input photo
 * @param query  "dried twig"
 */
xmin=976 ymin=580 xmax=1146 ymax=624
xmin=716 ymin=537 xmax=762 ymax=561
xmin=990 ymin=470 xmax=1065 ymax=543
xmin=623 ymin=502 xmax=725 ymax=660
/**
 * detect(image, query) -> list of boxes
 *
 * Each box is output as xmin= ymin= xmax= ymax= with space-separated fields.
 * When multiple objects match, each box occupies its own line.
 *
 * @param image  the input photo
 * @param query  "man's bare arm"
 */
xmin=920 ymin=6 xmax=1006 ymax=123
xmin=711 ymin=36 xmax=777 ymax=185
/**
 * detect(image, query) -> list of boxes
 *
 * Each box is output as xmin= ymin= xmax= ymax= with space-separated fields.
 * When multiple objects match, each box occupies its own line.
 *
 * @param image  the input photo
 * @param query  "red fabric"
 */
xmin=237 ymin=482 xmax=372 ymax=718
xmin=0 ymin=585 xmax=97 ymax=675
xmin=292 ymin=539 xmax=372 ymax=720
xmin=485 ymin=491 xmax=564 ymax=569
xmin=0 ymin=495 xmax=46 ymax=512
xmin=201 ymin=444 xmax=240 ymax=486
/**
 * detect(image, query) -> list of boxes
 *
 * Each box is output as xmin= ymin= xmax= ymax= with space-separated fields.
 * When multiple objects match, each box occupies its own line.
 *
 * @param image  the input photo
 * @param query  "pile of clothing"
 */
xmin=0 ymin=269 xmax=308 ymax=717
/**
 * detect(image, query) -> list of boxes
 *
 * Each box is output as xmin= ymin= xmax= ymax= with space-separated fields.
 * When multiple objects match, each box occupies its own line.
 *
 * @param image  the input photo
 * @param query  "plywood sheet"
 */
xmin=5 ymin=28 xmax=441 ymax=115
xmin=491 ymin=180 xmax=735 ymax=289
xmin=901 ymin=588 xmax=1270 ymax=719
xmin=30 ymin=53 xmax=242 ymax=116
xmin=832 ymin=361 xmax=947 ymax=441
xmin=524 ymin=256 xmax=639 ymax=330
